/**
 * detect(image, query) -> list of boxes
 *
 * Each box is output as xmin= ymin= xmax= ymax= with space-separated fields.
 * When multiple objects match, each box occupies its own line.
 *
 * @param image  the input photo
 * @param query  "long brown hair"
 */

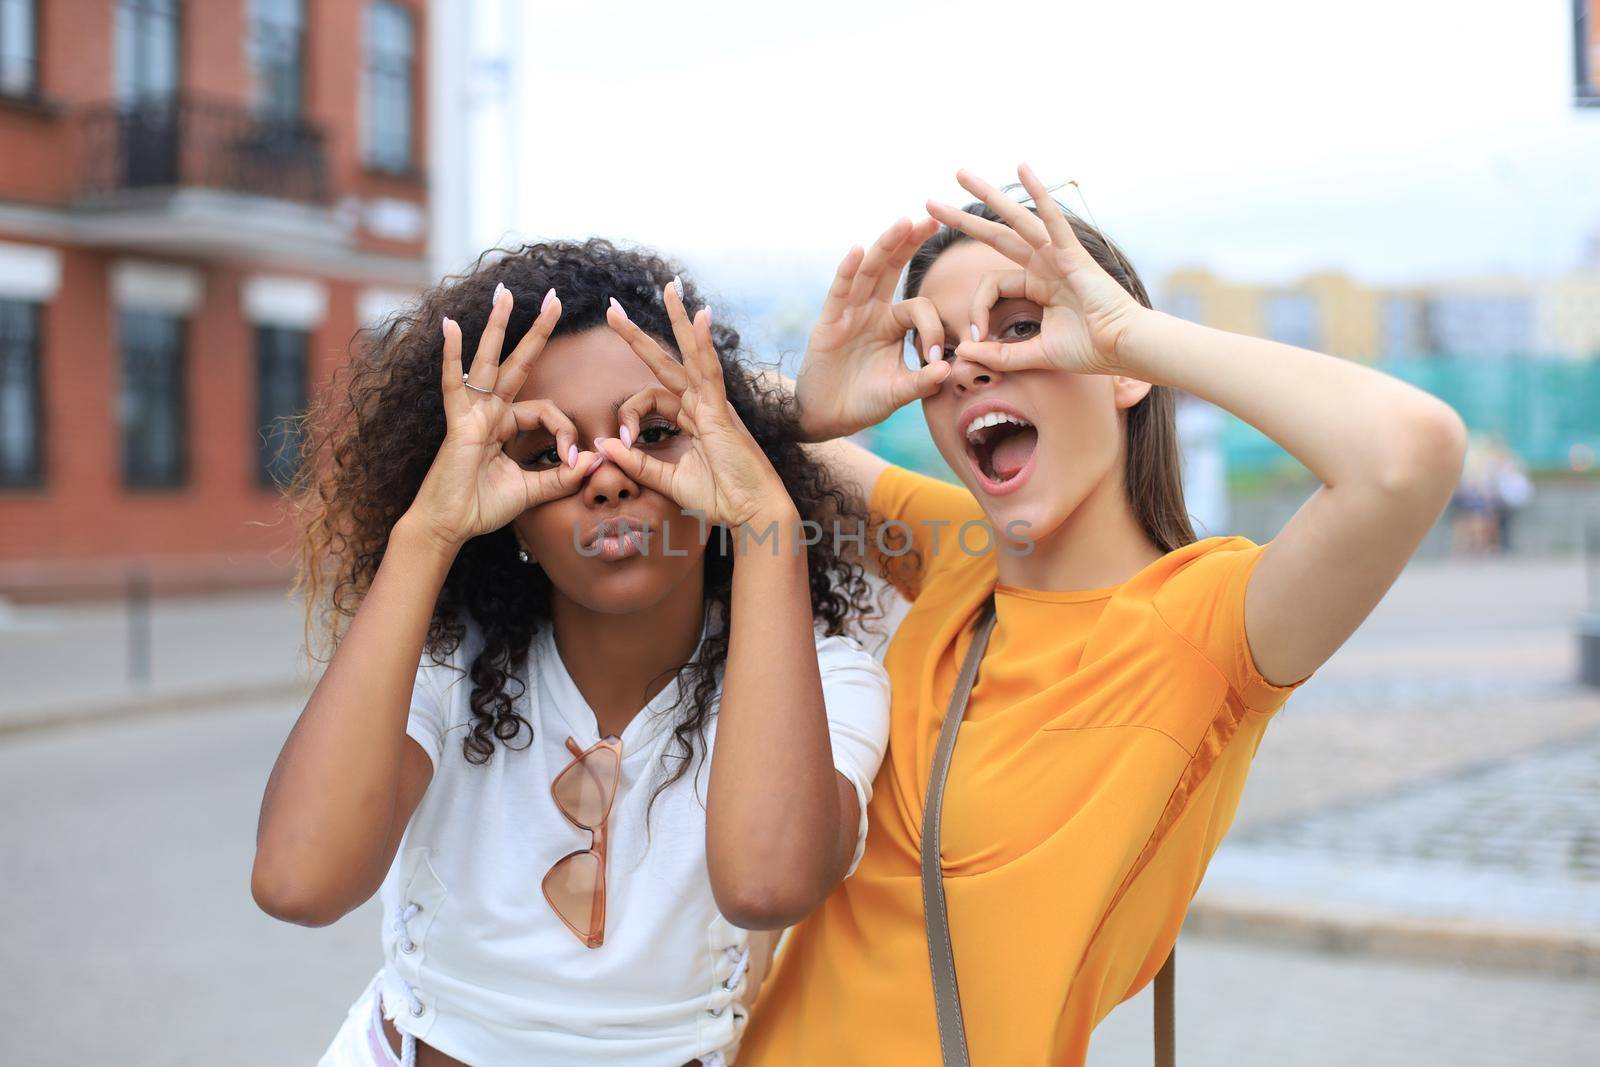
xmin=902 ymin=202 xmax=1196 ymax=553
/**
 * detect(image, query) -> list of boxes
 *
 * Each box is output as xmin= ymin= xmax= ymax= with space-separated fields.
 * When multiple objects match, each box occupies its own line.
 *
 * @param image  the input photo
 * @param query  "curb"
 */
xmin=0 ymin=679 xmax=308 ymax=739
xmin=1185 ymin=891 xmax=1600 ymax=978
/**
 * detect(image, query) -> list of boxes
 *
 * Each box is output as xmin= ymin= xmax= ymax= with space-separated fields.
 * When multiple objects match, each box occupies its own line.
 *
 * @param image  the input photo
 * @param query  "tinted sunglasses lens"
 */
xmin=551 ymin=744 xmax=620 ymax=829
xmin=542 ymin=849 xmax=601 ymax=938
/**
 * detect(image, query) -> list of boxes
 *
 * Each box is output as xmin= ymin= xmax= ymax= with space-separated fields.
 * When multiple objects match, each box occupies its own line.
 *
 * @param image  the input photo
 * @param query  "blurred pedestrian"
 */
xmin=1487 ymin=438 xmax=1534 ymax=553
xmin=1450 ymin=436 xmax=1498 ymax=555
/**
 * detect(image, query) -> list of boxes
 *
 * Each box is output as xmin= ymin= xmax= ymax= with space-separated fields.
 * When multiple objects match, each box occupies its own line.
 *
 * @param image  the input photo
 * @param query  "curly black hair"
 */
xmin=294 ymin=238 xmax=876 ymax=803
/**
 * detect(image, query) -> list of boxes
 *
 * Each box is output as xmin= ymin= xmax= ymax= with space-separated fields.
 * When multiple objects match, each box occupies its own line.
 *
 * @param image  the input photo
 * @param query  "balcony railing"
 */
xmin=78 ymin=95 xmax=329 ymax=204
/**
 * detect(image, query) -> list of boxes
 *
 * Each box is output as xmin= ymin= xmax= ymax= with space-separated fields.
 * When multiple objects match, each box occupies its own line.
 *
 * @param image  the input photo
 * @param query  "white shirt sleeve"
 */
xmin=815 ymin=633 xmax=893 ymax=877
xmin=406 ymin=651 xmax=457 ymax=771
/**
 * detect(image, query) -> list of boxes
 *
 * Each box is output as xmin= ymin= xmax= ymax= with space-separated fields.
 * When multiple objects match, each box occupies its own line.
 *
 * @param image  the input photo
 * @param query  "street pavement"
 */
xmin=1 ymin=551 xmax=1598 ymax=1063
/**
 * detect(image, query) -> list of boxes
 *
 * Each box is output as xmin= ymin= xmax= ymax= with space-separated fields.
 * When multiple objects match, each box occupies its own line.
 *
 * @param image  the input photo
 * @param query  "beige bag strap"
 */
xmin=921 ymin=594 xmax=1175 ymax=1067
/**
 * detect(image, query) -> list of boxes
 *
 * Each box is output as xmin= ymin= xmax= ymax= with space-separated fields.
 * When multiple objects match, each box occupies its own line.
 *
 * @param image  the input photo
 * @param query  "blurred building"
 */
xmin=1577 ymin=0 xmax=1599 ymax=107
xmin=0 ymin=0 xmax=432 ymax=596
xmin=1164 ymin=266 xmax=1600 ymax=362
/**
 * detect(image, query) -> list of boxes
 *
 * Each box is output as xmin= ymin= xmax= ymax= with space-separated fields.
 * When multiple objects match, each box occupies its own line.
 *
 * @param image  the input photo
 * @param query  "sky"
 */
xmin=456 ymin=0 xmax=1600 ymax=305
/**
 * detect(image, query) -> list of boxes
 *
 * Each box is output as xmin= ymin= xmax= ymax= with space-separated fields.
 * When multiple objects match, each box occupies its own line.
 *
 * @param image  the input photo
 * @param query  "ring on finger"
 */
xmin=461 ymin=373 xmax=495 ymax=396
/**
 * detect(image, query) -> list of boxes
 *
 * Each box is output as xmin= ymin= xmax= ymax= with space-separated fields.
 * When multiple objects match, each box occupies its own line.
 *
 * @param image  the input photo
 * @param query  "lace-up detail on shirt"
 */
xmin=721 ymin=945 xmax=750 ymax=991
xmin=392 ymin=901 xmax=421 ymax=954
xmin=387 ymin=901 xmax=424 ymax=1067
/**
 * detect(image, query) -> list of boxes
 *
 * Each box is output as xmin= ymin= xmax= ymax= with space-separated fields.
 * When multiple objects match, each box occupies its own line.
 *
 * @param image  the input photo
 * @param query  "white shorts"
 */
xmin=317 ymin=969 xmax=405 ymax=1067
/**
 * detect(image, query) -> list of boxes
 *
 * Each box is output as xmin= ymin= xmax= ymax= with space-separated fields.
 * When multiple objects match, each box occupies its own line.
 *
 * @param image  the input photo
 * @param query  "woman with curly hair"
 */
xmin=250 ymin=240 xmax=890 ymax=1066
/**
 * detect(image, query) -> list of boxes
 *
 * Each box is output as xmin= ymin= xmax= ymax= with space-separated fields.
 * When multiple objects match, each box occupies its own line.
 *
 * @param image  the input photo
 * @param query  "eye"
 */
xmin=1000 ymin=319 xmax=1040 ymax=341
xmin=512 ymin=442 xmax=561 ymax=470
xmin=637 ymin=419 xmax=681 ymax=446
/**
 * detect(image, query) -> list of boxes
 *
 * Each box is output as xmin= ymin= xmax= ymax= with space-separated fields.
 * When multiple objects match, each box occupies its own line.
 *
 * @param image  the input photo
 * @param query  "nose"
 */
xmin=948 ymin=350 xmax=1001 ymax=394
xmin=583 ymin=450 xmax=640 ymax=508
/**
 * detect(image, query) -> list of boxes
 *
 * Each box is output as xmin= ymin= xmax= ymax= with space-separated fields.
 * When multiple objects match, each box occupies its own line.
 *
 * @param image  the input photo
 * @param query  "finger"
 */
xmin=496 ymin=288 xmax=562 ymax=401
xmin=598 ymin=437 xmax=677 ymax=498
xmin=816 ymin=244 xmax=865 ymax=325
xmin=955 ymin=168 xmax=1051 ymax=249
xmin=469 ymin=282 xmax=513 ymax=389
xmin=872 ymin=217 xmax=940 ymax=304
xmin=847 ymin=217 xmax=913 ymax=305
xmin=888 ymin=360 xmax=953 ymax=408
xmin=925 ymin=198 xmax=1034 ymax=265
xmin=1016 ymin=162 xmax=1082 ymax=253
xmin=616 ymin=386 xmax=691 ymax=445
xmin=967 ymin=269 xmax=1029 ymax=346
xmin=607 ymin=300 xmax=689 ymax=393
xmin=690 ymin=308 xmax=728 ymax=408
xmin=952 ymin=336 xmax=1047 ymax=373
xmin=522 ymin=448 xmax=594 ymax=505
xmin=889 ymin=296 xmax=946 ymax=365
xmin=509 ymin=399 xmax=580 ymax=469
xmin=440 ymin=317 xmax=468 ymax=419
xmin=658 ymin=285 xmax=702 ymax=385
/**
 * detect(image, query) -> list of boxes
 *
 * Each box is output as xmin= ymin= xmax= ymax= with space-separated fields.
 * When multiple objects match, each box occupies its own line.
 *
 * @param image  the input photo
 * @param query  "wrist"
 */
xmin=744 ymin=494 xmax=801 ymax=533
xmin=1103 ymin=305 xmax=1166 ymax=378
xmin=724 ymin=497 xmax=803 ymax=559
xmin=392 ymin=510 xmax=465 ymax=568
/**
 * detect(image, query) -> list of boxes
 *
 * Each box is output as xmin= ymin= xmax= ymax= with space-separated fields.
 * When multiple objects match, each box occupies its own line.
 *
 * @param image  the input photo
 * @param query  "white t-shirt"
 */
xmin=376 ymin=617 xmax=891 ymax=1066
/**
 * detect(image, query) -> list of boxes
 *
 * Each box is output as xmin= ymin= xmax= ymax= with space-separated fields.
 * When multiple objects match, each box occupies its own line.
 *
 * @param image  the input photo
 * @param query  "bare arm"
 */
xmin=706 ymin=505 xmax=862 ymax=929
xmin=251 ymin=520 xmax=450 ymax=926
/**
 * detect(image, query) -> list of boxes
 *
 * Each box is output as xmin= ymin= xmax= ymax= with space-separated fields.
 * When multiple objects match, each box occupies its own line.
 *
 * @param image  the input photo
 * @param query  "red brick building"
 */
xmin=0 ymin=0 xmax=431 ymax=597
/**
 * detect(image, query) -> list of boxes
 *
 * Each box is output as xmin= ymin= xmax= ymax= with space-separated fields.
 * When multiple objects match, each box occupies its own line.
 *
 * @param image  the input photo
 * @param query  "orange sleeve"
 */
xmin=867 ymin=464 xmax=987 ymax=600
xmin=1150 ymin=538 xmax=1312 ymax=715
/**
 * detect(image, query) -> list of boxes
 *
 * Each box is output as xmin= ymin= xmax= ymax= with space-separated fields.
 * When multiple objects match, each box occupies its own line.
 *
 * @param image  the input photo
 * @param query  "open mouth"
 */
xmin=962 ymin=408 xmax=1039 ymax=494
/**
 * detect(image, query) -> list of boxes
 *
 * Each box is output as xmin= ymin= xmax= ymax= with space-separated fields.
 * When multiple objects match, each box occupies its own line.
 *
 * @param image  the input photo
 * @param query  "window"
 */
xmin=120 ymin=310 xmax=185 ymax=489
xmin=1264 ymin=293 xmax=1320 ymax=350
xmin=249 ymin=0 xmax=304 ymax=121
xmin=116 ymin=0 xmax=180 ymax=104
xmin=256 ymin=325 xmax=307 ymax=488
xmin=0 ymin=0 xmax=36 ymax=97
xmin=363 ymin=0 xmax=414 ymax=172
xmin=0 ymin=299 xmax=41 ymax=487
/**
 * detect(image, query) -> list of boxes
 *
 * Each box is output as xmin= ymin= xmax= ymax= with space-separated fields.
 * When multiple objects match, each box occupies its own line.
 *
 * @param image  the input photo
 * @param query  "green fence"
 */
xmin=864 ymin=356 xmax=1600 ymax=481
xmin=1222 ymin=356 xmax=1600 ymax=478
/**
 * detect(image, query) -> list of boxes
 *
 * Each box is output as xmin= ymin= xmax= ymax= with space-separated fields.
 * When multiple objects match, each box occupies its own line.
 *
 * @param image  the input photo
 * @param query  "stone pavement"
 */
xmin=1086 ymin=935 xmax=1600 ymax=1067
xmin=1185 ymin=551 xmax=1600 ymax=973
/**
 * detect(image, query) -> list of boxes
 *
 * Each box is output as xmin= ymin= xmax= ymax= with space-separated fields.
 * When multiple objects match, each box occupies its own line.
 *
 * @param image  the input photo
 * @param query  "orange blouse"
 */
xmin=740 ymin=466 xmax=1310 ymax=1065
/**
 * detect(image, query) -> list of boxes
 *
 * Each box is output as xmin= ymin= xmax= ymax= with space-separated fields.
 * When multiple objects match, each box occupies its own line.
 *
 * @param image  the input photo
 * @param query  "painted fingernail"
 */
xmin=609 ymin=297 xmax=627 ymax=319
xmin=493 ymin=282 xmax=507 ymax=305
xmin=586 ymin=454 xmax=606 ymax=476
xmin=594 ymin=436 xmax=607 ymax=450
xmin=566 ymin=444 xmax=578 ymax=468
xmin=928 ymin=345 xmax=943 ymax=363
xmin=441 ymin=316 xmax=455 ymax=333
xmin=970 ymin=324 xmax=981 ymax=342
xmin=619 ymin=425 xmax=633 ymax=448
xmin=542 ymin=288 xmax=557 ymax=312
xmin=672 ymin=275 xmax=684 ymax=300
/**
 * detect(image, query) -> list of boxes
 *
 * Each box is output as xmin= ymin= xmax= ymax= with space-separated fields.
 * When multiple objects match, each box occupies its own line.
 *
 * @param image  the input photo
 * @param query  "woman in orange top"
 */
xmin=739 ymin=166 xmax=1467 ymax=1065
